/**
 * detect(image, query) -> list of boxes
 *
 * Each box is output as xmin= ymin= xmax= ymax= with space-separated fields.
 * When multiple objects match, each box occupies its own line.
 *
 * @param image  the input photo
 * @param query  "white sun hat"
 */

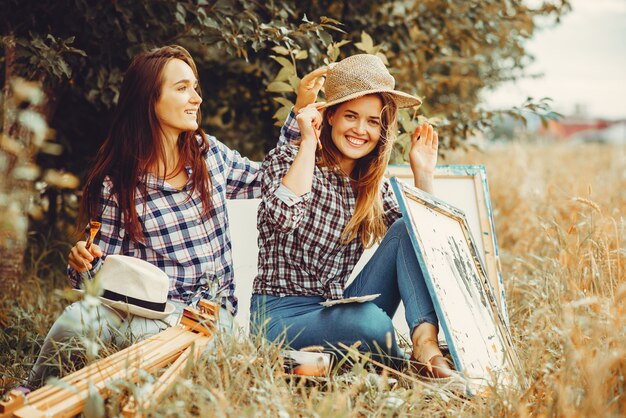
xmin=78 ymin=255 xmax=175 ymax=320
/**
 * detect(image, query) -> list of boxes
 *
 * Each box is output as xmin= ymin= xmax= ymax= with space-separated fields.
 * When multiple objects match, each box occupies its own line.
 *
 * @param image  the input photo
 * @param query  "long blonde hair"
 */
xmin=317 ymin=92 xmax=398 ymax=248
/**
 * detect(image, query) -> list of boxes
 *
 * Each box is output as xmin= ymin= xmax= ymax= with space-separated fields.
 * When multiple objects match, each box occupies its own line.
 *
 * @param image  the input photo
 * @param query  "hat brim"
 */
xmin=71 ymin=289 xmax=176 ymax=320
xmin=323 ymin=89 xmax=422 ymax=109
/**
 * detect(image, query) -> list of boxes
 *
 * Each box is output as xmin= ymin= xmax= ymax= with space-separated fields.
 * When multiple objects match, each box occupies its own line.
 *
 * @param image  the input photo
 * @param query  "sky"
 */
xmin=483 ymin=0 xmax=626 ymax=120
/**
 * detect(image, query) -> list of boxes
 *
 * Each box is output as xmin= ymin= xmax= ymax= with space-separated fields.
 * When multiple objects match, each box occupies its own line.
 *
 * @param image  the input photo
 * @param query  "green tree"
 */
xmin=1 ymin=0 xmax=570 ymax=236
xmin=262 ymin=0 xmax=570 ymax=159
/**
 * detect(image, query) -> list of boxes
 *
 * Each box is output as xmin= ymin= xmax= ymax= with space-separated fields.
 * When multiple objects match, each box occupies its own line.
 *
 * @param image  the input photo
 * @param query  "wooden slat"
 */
xmin=472 ymin=174 xmax=501 ymax=309
xmin=22 ymin=330 xmax=203 ymax=417
xmin=26 ymin=326 xmax=186 ymax=405
xmin=6 ymin=299 xmax=218 ymax=418
xmin=121 ymin=339 xmax=209 ymax=417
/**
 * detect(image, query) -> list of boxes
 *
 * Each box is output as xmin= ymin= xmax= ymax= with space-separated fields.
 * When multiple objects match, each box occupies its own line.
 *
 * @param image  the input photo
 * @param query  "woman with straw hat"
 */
xmin=251 ymin=54 xmax=454 ymax=378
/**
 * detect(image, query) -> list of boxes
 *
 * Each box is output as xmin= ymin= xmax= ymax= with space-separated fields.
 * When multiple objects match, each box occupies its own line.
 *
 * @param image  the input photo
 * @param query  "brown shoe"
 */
xmin=412 ymin=354 xmax=455 ymax=379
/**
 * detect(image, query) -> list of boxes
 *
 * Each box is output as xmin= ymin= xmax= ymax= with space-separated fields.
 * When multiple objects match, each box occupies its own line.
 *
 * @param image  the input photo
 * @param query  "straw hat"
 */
xmin=76 ymin=255 xmax=175 ymax=319
xmin=323 ymin=54 xmax=422 ymax=109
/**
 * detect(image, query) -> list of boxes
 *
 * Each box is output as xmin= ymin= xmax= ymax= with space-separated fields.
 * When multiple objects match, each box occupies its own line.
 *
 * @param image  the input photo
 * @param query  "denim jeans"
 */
xmin=251 ymin=218 xmax=438 ymax=367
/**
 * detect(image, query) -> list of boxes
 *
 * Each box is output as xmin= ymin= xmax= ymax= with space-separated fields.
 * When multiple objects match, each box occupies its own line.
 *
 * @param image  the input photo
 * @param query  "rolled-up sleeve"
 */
xmin=274 ymin=183 xmax=307 ymax=207
xmin=260 ymin=145 xmax=312 ymax=233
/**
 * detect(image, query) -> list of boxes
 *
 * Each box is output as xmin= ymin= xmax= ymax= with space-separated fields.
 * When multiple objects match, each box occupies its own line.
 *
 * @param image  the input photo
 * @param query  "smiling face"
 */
xmin=154 ymin=58 xmax=202 ymax=141
xmin=327 ymin=95 xmax=384 ymax=174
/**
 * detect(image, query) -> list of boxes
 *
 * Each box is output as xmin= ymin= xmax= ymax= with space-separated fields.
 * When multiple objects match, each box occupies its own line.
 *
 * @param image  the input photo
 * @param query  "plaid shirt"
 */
xmin=253 ymin=144 xmax=402 ymax=299
xmin=69 ymin=111 xmax=300 ymax=316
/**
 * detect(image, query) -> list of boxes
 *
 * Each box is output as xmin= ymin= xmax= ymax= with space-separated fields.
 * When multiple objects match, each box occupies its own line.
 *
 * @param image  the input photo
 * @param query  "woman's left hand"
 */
xmin=409 ymin=123 xmax=439 ymax=176
xmin=294 ymin=66 xmax=329 ymax=113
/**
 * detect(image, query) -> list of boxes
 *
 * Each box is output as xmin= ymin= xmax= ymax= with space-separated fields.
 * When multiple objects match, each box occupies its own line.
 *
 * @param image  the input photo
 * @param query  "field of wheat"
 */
xmin=1 ymin=142 xmax=624 ymax=417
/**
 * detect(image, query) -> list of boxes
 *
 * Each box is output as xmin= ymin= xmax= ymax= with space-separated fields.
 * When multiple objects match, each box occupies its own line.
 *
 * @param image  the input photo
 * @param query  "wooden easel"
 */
xmin=0 ymin=300 xmax=219 ymax=418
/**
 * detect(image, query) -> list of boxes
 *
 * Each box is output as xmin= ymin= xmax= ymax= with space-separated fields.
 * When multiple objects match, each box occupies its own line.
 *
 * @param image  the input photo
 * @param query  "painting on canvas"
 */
xmin=391 ymin=177 xmax=524 ymax=393
xmin=387 ymin=164 xmax=507 ymax=324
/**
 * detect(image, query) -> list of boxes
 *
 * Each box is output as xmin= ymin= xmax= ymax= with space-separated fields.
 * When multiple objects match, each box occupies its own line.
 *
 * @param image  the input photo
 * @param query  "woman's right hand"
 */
xmin=282 ymin=104 xmax=323 ymax=197
xmin=295 ymin=104 xmax=323 ymax=147
xmin=68 ymin=241 xmax=103 ymax=272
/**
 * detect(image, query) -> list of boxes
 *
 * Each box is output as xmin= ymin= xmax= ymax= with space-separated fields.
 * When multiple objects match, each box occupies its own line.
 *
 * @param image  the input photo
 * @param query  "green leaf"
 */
xmin=294 ymin=50 xmax=308 ymax=60
xmin=318 ymin=29 xmax=332 ymax=46
xmin=266 ymin=81 xmax=294 ymax=93
xmin=175 ymin=3 xmax=186 ymax=24
xmin=273 ymin=97 xmax=294 ymax=108
xmin=274 ymin=67 xmax=293 ymax=82
xmin=398 ymin=109 xmax=417 ymax=134
xmin=271 ymin=56 xmax=294 ymax=72
xmin=355 ymin=31 xmax=374 ymax=53
xmin=273 ymin=105 xmax=292 ymax=126
xmin=272 ymin=46 xmax=290 ymax=55
xmin=288 ymin=75 xmax=300 ymax=90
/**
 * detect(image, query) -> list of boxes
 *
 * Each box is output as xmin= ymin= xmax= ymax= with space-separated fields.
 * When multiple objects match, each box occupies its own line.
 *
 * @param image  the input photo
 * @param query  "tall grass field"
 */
xmin=1 ymin=143 xmax=625 ymax=417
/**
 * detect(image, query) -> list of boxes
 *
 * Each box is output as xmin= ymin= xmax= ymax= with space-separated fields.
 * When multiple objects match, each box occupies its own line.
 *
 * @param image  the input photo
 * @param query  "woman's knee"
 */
xmin=46 ymin=302 xmax=91 ymax=342
xmin=345 ymin=305 xmax=395 ymax=352
xmin=47 ymin=301 xmax=121 ymax=344
xmin=387 ymin=218 xmax=410 ymax=242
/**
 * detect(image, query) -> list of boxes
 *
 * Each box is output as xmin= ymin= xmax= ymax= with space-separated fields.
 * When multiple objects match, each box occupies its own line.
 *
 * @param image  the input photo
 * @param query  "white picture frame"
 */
xmin=386 ymin=164 xmax=508 ymax=324
xmin=390 ymin=177 xmax=524 ymax=394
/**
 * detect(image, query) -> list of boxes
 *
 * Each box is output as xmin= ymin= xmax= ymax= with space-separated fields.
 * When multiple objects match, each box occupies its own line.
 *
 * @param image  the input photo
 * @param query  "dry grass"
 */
xmin=1 ymin=142 xmax=625 ymax=417
xmin=443 ymin=142 xmax=626 ymax=417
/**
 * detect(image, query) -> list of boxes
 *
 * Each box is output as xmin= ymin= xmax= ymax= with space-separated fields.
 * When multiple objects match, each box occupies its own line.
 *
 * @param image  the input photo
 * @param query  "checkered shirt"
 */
xmin=68 ymin=111 xmax=300 ymax=315
xmin=253 ymin=144 xmax=402 ymax=299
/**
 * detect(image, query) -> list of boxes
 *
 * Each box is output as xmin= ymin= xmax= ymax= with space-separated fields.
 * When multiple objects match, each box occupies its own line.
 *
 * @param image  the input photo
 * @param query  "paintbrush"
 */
xmin=85 ymin=220 xmax=101 ymax=250
xmin=314 ymin=122 xmax=322 ymax=151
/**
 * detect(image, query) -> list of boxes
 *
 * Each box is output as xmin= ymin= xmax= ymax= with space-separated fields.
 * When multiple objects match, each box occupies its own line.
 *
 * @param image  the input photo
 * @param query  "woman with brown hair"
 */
xmin=251 ymin=54 xmax=454 ymax=378
xmin=26 ymin=45 xmax=325 ymax=388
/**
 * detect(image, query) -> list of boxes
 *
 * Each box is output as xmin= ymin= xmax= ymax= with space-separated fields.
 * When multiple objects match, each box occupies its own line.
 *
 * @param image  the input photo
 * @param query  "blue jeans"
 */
xmin=251 ymin=218 xmax=438 ymax=367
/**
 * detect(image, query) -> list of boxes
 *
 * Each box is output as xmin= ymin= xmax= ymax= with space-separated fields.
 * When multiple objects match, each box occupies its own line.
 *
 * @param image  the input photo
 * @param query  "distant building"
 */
xmin=539 ymin=117 xmax=626 ymax=144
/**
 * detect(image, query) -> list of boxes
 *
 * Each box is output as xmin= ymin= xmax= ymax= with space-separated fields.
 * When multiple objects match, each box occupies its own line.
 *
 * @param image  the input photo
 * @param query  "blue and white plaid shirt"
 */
xmin=69 ymin=110 xmax=300 ymax=316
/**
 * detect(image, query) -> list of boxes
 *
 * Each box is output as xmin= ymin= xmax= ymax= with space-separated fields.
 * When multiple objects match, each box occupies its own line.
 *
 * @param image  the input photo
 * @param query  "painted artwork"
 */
xmin=390 ymin=177 xmax=524 ymax=394
xmin=386 ymin=164 xmax=508 ymax=325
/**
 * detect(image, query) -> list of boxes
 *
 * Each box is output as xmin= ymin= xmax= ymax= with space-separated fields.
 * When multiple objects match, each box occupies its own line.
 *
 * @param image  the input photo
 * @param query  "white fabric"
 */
xmin=82 ymin=255 xmax=175 ymax=319
xmin=274 ymin=183 xmax=306 ymax=207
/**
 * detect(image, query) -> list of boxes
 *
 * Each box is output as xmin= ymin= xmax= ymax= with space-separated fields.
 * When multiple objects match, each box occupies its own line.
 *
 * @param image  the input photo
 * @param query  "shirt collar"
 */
xmin=141 ymin=166 xmax=193 ymax=192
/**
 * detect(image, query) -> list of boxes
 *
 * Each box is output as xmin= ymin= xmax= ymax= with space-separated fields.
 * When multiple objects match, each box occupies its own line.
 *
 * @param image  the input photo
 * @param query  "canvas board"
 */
xmin=385 ymin=164 xmax=507 ymax=323
xmin=390 ymin=177 xmax=523 ymax=394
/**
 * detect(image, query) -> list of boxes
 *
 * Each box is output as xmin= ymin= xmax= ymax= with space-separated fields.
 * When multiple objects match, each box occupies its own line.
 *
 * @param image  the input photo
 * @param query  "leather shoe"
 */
xmin=411 ymin=354 xmax=455 ymax=379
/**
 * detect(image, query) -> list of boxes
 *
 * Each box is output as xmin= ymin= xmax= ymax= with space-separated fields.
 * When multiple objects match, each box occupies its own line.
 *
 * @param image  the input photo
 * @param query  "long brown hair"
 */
xmin=317 ymin=92 xmax=398 ymax=248
xmin=79 ymin=45 xmax=211 ymax=242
